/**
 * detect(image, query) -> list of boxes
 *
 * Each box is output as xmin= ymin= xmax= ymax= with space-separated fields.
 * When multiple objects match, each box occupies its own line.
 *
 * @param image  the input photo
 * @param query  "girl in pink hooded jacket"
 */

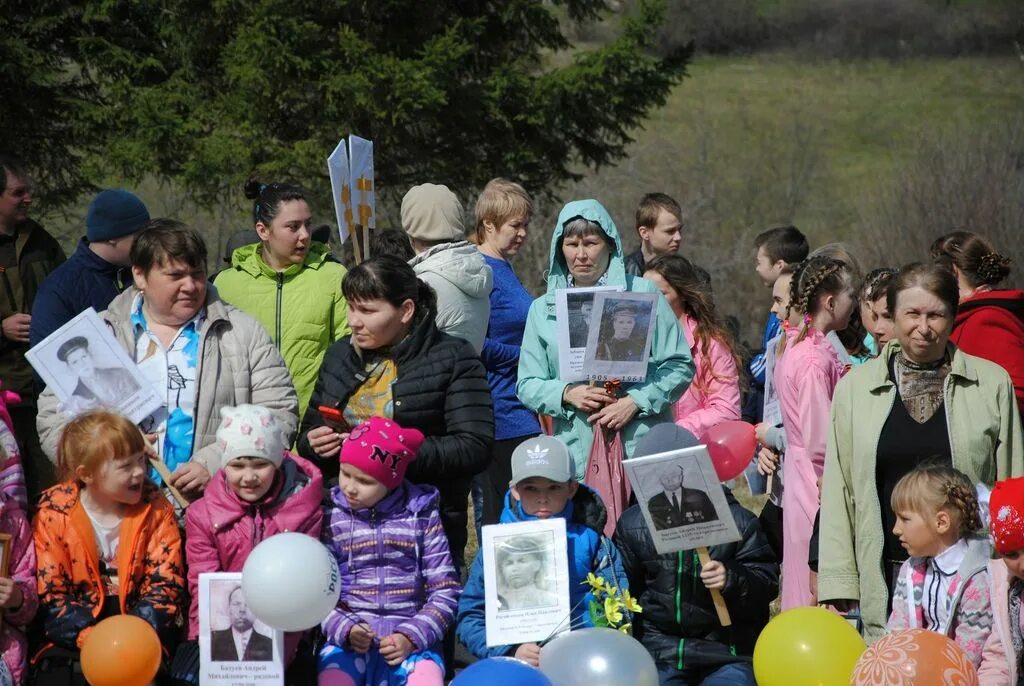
xmin=773 ymin=256 xmax=856 ymax=609
xmin=978 ymin=476 xmax=1024 ymax=684
xmin=0 ymin=456 xmax=37 ymax=686
xmin=184 ymin=404 xmax=323 ymax=670
xmin=644 ymin=256 xmax=742 ymax=439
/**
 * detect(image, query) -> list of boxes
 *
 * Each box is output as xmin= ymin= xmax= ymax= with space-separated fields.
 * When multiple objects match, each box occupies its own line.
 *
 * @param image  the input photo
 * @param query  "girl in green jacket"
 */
xmin=215 ymin=180 xmax=350 ymax=418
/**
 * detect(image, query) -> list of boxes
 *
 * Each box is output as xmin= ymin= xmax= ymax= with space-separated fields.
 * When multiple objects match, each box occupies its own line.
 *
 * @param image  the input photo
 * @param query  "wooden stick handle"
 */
xmin=697 ymin=546 xmax=732 ymax=627
xmin=766 ymin=473 xmax=774 ymax=496
xmin=148 ymin=458 xmax=190 ymax=509
xmin=351 ymin=224 xmax=363 ymax=265
xmin=362 ymin=224 xmax=371 ymax=262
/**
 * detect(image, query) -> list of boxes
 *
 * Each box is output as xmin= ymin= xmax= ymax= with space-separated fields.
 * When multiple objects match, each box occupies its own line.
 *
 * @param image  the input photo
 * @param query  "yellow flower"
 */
xmin=604 ymin=596 xmax=624 ymax=624
xmin=618 ymin=623 xmax=633 ymax=634
xmin=621 ymin=589 xmax=642 ymax=614
xmin=585 ymin=572 xmax=608 ymax=596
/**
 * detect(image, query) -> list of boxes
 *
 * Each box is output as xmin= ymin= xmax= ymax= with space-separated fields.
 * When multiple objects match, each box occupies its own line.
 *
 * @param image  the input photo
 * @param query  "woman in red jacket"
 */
xmin=931 ymin=231 xmax=1024 ymax=416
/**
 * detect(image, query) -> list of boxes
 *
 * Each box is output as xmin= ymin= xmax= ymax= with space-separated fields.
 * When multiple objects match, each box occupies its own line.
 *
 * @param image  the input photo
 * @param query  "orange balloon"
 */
xmin=850 ymin=629 xmax=979 ymax=686
xmin=81 ymin=615 xmax=162 ymax=686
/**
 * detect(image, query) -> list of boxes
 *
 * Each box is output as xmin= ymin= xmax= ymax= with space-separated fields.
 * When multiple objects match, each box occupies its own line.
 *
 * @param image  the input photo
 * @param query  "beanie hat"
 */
xmin=86 ymin=189 xmax=150 ymax=242
xmin=215 ymin=404 xmax=287 ymax=469
xmin=633 ymin=423 xmax=701 ymax=459
xmin=340 ymin=417 xmax=424 ymax=490
xmin=990 ymin=477 xmax=1024 ymax=554
xmin=510 ymin=435 xmax=574 ymax=485
xmin=401 ymin=183 xmax=465 ymax=243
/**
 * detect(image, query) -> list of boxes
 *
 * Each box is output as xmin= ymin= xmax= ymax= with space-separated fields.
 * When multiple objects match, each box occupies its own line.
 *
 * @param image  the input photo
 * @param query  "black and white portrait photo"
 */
xmin=56 ymin=335 xmax=141 ymax=407
xmin=555 ymin=286 xmax=623 ymax=382
xmin=495 ymin=534 xmax=558 ymax=612
xmin=623 ymin=446 xmax=742 ymax=555
xmin=209 ymin=582 xmax=274 ymax=662
xmin=481 ymin=519 xmax=571 ymax=648
xmin=582 ymin=292 xmax=658 ymax=383
xmin=567 ymin=293 xmax=596 ymax=349
xmin=647 ymin=464 xmax=718 ymax=531
xmin=26 ymin=308 xmax=162 ymax=424
xmin=594 ymin=300 xmax=649 ymax=363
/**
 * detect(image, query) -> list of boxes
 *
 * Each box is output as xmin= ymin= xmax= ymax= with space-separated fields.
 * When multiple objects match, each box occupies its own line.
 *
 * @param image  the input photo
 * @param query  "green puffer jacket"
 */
xmin=214 ymin=242 xmax=349 ymax=417
xmin=819 ymin=340 xmax=1024 ymax=644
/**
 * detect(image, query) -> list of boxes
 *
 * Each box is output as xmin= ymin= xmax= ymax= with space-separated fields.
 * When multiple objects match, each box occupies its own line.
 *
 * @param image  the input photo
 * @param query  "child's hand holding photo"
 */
xmin=700 ymin=560 xmax=727 ymax=591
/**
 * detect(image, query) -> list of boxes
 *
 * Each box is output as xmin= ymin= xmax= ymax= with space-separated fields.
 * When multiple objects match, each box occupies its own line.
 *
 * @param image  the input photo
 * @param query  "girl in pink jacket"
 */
xmin=774 ymin=256 xmax=856 ymax=609
xmin=184 ymin=404 xmax=323 ymax=673
xmin=0 ymin=465 xmax=37 ymax=686
xmin=644 ymin=256 xmax=742 ymax=439
xmin=978 ymin=476 xmax=1024 ymax=684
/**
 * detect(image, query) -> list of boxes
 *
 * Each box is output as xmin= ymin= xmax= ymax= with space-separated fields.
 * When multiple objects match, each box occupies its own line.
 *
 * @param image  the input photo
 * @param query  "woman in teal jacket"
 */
xmin=516 ymin=199 xmax=694 ymax=479
xmin=215 ymin=180 xmax=349 ymax=418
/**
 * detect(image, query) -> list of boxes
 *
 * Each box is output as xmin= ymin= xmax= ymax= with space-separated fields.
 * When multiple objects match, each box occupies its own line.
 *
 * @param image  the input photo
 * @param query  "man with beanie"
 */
xmin=403 ymin=183 xmax=492 ymax=353
xmin=613 ymin=424 xmax=778 ymax=686
xmin=0 ymin=156 xmax=66 ymax=500
xmin=30 ymin=189 xmax=150 ymax=350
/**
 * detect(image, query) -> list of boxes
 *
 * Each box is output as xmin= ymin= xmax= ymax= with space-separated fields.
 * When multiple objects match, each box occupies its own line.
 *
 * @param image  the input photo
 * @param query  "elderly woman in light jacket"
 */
xmin=36 ymin=221 xmax=297 ymax=500
xmin=819 ymin=263 xmax=1023 ymax=644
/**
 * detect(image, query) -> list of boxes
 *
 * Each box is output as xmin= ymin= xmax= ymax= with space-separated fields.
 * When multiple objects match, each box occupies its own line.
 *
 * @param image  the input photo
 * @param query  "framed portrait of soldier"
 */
xmin=482 ymin=518 xmax=571 ymax=648
xmin=582 ymin=292 xmax=658 ymax=383
xmin=199 ymin=573 xmax=284 ymax=685
xmin=26 ymin=308 xmax=163 ymax=424
xmin=554 ymin=286 xmax=623 ymax=382
xmin=623 ymin=445 xmax=741 ymax=555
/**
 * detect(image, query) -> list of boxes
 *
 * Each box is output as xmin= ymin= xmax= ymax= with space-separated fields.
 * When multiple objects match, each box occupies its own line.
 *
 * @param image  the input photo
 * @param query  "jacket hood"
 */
xmin=228 ymin=241 xmax=334 ymax=280
xmin=202 ymin=453 xmax=323 ymax=530
xmin=956 ymin=289 xmax=1024 ymax=324
xmin=330 ymin=479 xmax=440 ymax=519
xmin=409 ymin=242 xmax=492 ymax=299
xmin=545 ymin=199 xmax=626 ymax=295
xmin=500 ymin=482 xmax=608 ymax=535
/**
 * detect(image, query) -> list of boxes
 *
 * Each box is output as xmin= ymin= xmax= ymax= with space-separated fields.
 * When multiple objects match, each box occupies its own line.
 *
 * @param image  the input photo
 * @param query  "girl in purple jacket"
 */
xmin=319 ymin=417 xmax=460 ymax=686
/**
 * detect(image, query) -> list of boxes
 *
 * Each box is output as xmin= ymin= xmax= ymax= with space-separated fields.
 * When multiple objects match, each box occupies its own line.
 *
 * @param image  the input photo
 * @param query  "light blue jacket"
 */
xmin=516 ymin=199 xmax=694 ymax=478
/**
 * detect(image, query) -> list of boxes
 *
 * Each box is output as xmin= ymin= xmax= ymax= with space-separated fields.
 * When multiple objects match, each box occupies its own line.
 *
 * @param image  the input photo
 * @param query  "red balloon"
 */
xmin=703 ymin=421 xmax=757 ymax=481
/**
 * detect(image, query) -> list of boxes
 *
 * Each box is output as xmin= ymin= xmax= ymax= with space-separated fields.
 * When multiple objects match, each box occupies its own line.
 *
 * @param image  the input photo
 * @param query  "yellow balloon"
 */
xmin=753 ymin=606 xmax=866 ymax=686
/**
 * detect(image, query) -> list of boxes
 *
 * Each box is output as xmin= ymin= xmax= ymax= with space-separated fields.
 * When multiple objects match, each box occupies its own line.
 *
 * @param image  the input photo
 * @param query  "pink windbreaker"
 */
xmin=978 ymin=559 xmax=1018 ymax=684
xmin=672 ymin=314 xmax=741 ymax=439
xmin=774 ymin=327 xmax=845 ymax=609
xmin=0 ymin=492 xmax=37 ymax=685
xmin=184 ymin=454 xmax=323 ymax=661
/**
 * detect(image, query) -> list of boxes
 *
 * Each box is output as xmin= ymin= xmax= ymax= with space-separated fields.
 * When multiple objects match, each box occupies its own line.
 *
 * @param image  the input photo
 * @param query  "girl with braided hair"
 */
xmin=886 ymin=464 xmax=993 ymax=668
xmin=931 ymin=230 xmax=1023 ymax=419
xmin=773 ymin=255 xmax=857 ymax=609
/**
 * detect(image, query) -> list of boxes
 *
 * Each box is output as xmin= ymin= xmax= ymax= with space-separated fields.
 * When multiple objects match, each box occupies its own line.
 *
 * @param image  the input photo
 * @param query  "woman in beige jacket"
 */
xmin=818 ymin=263 xmax=1023 ymax=643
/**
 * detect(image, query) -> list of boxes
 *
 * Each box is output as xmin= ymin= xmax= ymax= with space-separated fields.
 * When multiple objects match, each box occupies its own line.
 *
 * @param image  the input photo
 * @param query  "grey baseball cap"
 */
xmin=510 ymin=435 xmax=574 ymax=485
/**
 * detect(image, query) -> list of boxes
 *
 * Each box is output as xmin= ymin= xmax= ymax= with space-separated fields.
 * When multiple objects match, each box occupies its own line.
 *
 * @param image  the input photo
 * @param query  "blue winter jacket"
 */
xmin=456 ymin=485 xmax=628 ymax=658
xmin=30 ymin=239 xmax=128 ymax=348
xmin=516 ymin=199 xmax=694 ymax=477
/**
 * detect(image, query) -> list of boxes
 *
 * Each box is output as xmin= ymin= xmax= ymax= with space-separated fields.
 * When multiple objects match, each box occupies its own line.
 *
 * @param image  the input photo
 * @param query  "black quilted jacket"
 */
xmin=297 ymin=311 xmax=494 ymax=563
xmin=613 ymin=490 xmax=779 ymax=671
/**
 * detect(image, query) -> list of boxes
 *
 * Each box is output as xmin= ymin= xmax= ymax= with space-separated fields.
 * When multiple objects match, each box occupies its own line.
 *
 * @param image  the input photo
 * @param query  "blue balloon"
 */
xmin=453 ymin=657 xmax=553 ymax=686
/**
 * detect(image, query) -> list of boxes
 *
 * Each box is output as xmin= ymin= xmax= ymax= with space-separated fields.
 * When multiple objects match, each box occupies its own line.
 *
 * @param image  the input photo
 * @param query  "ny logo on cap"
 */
xmin=369 ymin=446 xmax=402 ymax=470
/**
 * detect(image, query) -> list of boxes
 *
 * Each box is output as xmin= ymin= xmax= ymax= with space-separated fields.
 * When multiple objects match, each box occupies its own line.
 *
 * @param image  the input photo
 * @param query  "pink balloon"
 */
xmin=703 ymin=421 xmax=757 ymax=482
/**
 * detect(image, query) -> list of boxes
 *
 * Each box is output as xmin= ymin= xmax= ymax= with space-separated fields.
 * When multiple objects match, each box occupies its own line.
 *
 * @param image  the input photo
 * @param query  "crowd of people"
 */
xmin=0 ymin=151 xmax=1020 ymax=685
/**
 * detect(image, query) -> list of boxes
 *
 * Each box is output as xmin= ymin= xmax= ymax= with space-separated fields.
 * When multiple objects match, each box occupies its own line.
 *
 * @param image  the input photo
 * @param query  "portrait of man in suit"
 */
xmin=210 ymin=585 xmax=274 ymax=662
xmin=647 ymin=464 xmax=718 ymax=531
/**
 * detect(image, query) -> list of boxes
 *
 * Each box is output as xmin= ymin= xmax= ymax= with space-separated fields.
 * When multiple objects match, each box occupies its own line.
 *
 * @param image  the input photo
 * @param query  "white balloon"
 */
xmin=241 ymin=532 xmax=341 ymax=632
xmin=540 ymin=628 xmax=658 ymax=686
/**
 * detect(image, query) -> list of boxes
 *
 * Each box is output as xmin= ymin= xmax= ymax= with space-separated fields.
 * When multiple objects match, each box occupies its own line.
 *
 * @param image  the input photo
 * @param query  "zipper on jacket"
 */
xmin=187 ymin=321 xmax=210 ymax=458
xmin=372 ymin=509 xmax=386 ymax=616
xmin=275 ymin=272 xmax=284 ymax=348
xmin=676 ymin=550 xmax=684 ymax=670
xmin=253 ymin=508 xmax=265 ymax=547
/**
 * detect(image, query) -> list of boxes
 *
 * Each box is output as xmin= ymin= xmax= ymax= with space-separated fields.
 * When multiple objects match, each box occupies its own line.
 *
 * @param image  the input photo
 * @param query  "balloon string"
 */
xmin=539 ymin=597 xmax=590 ymax=646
